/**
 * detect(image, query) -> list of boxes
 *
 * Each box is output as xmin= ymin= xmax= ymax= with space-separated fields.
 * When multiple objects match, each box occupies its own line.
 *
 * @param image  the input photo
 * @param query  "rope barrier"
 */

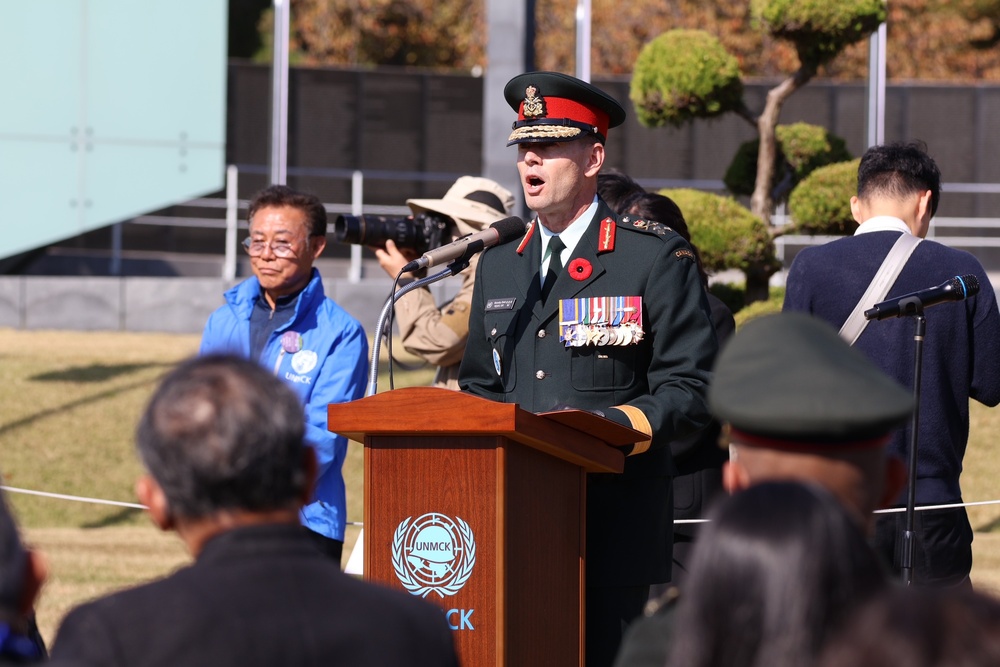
xmin=1 ymin=486 xmax=146 ymax=510
xmin=4 ymin=484 xmax=999 ymax=528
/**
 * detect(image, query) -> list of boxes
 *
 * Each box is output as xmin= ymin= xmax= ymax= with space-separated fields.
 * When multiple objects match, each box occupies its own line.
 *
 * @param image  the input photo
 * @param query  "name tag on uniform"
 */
xmin=558 ymin=296 xmax=644 ymax=347
xmin=486 ymin=297 xmax=517 ymax=311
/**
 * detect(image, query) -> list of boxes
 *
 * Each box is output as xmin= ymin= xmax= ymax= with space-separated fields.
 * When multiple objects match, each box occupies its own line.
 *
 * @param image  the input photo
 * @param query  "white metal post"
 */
xmin=867 ymin=22 xmax=887 ymax=148
xmin=223 ymin=165 xmax=239 ymax=281
xmin=349 ymin=170 xmax=363 ymax=283
xmin=575 ymin=0 xmax=592 ymax=82
xmin=270 ymin=0 xmax=290 ymax=185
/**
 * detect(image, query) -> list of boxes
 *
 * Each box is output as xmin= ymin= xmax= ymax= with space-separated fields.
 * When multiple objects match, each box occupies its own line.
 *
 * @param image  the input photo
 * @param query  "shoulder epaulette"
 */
xmin=620 ymin=215 xmax=675 ymax=239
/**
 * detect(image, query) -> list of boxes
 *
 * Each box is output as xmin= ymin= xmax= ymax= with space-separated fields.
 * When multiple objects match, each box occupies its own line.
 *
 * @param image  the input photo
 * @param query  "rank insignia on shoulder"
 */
xmin=674 ymin=249 xmax=695 ymax=262
xmin=632 ymin=218 xmax=672 ymax=237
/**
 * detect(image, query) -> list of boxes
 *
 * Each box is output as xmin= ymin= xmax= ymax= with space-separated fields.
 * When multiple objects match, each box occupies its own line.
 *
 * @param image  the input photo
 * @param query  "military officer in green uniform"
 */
xmin=458 ymin=71 xmax=718 ymax=667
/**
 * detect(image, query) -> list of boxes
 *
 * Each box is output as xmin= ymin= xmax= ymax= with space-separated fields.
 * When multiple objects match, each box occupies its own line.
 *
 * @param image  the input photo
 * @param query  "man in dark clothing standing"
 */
xmin=784 ymin=141 xmax=1000 ymax=587
xmin=459 ymin=71 xmax=718 ymax=666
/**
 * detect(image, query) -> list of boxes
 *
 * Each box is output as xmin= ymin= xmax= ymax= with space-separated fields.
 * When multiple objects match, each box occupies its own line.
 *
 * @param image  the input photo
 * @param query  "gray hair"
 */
xmin=136 ymin=355 xmax=307 ymax=519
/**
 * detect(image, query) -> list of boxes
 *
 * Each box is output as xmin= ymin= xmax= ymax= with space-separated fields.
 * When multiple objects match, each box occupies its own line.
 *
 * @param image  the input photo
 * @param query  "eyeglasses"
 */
xmin=242 ymin=237 xmax=307 ymax=258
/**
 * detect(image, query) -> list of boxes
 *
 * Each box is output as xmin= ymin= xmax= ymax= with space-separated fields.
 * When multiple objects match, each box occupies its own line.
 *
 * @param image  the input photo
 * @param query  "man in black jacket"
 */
xmin=51 ymin=355 xmax=458 ymax=667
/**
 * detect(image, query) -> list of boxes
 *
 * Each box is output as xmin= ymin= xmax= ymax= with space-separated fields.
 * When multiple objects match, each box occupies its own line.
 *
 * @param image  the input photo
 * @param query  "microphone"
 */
xmin=864 ymin=274 xmax=980 ymax=321
xmin=401 ymin=216 xmax=526 ymax=273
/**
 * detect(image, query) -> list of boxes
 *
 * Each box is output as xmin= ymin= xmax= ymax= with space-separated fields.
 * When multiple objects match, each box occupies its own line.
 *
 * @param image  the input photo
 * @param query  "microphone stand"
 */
xmin=898 ymin=298 xmax=925 ymax=586
xmin=366 ymin=254 xmax=472 ymax=397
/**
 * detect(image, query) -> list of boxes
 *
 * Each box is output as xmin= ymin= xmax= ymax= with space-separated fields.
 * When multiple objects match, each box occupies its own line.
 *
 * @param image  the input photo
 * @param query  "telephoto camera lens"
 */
xmin=333 ymin=213 xmax=450 ymax=255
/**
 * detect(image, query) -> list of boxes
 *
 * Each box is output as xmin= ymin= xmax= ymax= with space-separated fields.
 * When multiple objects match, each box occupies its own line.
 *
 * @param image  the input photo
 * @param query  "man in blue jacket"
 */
xmin=200 ymin=185 xmax=368 ymax=562
xmin=784 ymin=142 xmax=1000 ymax=587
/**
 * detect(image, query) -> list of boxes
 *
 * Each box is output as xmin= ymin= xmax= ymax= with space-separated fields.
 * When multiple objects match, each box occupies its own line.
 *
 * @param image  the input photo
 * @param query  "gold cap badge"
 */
xmin=522 ymin=85 xmax=546 ymax=119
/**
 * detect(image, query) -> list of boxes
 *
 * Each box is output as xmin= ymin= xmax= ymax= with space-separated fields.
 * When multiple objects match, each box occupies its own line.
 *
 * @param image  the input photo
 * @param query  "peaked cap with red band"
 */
xmin=504 ymin=71 xmax=626 ymax=147
xmin=709 ymin=312 xmax=914 ymax=449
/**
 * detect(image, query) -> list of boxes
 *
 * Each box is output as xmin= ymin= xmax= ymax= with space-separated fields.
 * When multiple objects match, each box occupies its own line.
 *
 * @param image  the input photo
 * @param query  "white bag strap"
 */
xmin=839 ymin=233 xmax=923 ymax=345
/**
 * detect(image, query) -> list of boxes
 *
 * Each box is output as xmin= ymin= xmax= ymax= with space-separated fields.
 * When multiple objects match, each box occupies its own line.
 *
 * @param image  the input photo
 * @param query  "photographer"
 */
xmin=371 ymin=176 xmax=515 ymax=389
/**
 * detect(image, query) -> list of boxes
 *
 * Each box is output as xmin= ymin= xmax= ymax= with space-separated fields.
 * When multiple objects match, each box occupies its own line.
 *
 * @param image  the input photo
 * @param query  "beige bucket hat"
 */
xmin=407 ymin=176 xmax=516 ymax=235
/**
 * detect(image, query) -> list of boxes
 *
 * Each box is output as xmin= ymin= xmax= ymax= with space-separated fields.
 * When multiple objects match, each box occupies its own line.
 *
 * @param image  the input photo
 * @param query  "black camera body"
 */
xmin=333 ymin=213 xmax=451 ymax=255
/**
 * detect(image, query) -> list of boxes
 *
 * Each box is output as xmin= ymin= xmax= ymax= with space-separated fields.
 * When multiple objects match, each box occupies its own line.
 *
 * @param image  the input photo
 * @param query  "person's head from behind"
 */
xmin=504 ymin=72 xmax=625 ymax=228
xmin=852 ymin=141 xmax=941 ymax=235
xmin=135 ymin=355 xmax=313 ymax=551
xmin=596 ymin=170 xmax=644 ymax=215
xmin=710 ymin=312 xmax=912 ymax=532
xmin=818 ymin=586 xmax=1000 ymax=667
xmin=668 ymin=481 xmax=888 ymax=667
xmin=406 ymin=176 xmax=516 ymax=240
xmin=244 ymin=185 xmax=328 ymax=306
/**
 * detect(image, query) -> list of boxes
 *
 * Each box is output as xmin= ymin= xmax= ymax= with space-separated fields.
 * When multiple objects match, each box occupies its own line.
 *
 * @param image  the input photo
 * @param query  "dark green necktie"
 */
xmin=540 ymin=236 xmax=565 ymax=304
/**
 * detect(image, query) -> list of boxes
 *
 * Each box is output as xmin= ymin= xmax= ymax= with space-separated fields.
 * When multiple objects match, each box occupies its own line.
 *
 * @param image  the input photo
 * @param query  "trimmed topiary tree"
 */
xmin=663 ymin=188 xmax=782 ymax=295
xmin=629 ymin=30 xmax=745 ymax=128
xmin=724 ymin=123 xmax=852 ymax=201
xmin=632 ymin=0 xmax=887 ymax=301
xmin=787 ymin=159 xmax=861 ymax=235
xmin=753 ymin=0 xmax=887 ymax=68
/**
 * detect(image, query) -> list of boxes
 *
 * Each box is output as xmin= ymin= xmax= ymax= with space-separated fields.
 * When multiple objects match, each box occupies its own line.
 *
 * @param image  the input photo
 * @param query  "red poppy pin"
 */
xmin=569 ymin=258 xmax=592 ymax=281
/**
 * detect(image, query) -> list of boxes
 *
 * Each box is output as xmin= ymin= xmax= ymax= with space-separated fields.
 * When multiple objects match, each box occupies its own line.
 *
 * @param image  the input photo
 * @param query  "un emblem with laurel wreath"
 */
xmin=392 ymin=513 xmax=477 ymax=598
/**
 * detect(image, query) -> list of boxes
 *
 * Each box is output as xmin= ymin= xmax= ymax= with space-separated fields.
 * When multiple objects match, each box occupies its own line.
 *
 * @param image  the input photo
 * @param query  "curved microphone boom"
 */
xmin=401 ymin=216 xmax=526 ymax=273
xmin=864 ymin=274 xmax=980 ymax=321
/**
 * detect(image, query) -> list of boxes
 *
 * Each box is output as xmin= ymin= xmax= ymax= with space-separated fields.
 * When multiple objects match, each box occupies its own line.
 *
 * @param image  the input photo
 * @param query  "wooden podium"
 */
xmin=327 ymin=387 xmax=640 ymax=667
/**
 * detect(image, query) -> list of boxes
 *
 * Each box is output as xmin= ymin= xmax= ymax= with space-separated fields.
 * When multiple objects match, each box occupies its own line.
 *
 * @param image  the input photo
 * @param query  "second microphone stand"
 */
xmin=899 ymin=305 xmax=925 ymax=586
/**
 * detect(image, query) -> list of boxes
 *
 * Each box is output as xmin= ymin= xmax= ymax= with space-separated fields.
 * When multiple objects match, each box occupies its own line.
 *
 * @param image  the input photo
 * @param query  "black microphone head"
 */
xmin=489 ymin=216 xmax=527 ymax=243
xmin=954 ymin=274 xmax=980 ymax=298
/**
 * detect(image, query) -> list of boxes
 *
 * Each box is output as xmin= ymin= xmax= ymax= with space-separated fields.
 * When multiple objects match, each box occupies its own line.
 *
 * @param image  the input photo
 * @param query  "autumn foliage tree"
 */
xmin=255 ymin=0 xmax=485 ymax=69
xmin=251 ymin=0 xmax=1000 ymax=80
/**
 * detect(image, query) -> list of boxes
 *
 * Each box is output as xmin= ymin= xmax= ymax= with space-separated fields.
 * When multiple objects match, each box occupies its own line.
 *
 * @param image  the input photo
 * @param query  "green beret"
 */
xmin=504 ymin=71 xmax=626 ymax=146
xmin=709 ymin=312 xmax=914 ymax=445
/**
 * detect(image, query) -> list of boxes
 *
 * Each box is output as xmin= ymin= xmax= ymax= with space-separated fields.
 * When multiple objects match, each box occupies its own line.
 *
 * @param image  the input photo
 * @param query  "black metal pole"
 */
xmin=901 ymin=312 xmax=925 ymax=586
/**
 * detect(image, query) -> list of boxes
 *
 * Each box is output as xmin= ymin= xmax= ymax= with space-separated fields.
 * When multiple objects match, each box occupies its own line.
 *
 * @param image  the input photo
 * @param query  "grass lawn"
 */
xmin=1 ymin=327 xmax=998 ymax=644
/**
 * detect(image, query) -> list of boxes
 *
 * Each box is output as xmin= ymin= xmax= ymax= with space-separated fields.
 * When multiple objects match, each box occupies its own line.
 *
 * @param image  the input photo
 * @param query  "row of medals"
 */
xmin=560 ymin=321 xmax=644 ymax=348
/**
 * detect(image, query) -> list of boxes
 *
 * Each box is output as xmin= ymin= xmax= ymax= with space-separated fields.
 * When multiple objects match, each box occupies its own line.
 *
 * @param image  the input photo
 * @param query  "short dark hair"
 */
xmin=136 ymin=355 xmax=307 ymax=519
xmin=857 ymin=141 xmax=942 ymax=217
xmin=597 ymin=169 xmax=645 ymax=215
xmin=247 ymin=185 xmax=328 ymax=237
xmin=667 ymin=482 xmax=887 ymax=667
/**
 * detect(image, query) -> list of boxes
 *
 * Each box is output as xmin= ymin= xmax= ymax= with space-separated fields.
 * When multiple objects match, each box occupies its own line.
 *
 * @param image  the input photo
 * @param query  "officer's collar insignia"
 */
xmin=522 ymin=85 xmax=546 ymax=119
xmin=598 ymin=217 xmax=616 ymax=253
xmin=516 ymin=220 xmax=536 ymax=255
